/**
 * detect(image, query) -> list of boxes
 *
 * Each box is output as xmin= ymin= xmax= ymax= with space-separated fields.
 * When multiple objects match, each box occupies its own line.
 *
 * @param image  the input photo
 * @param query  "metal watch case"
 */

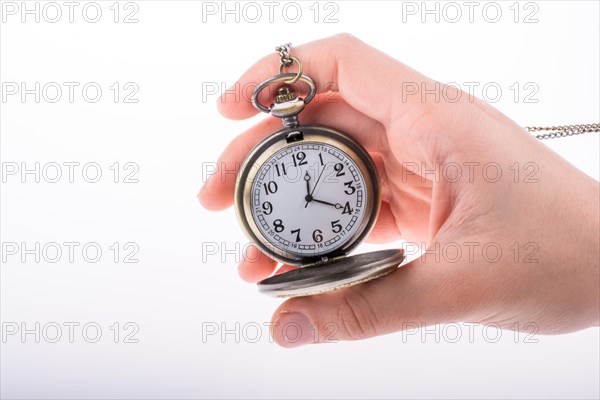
xmin=234 ymin=125 xmax=404 ymax=297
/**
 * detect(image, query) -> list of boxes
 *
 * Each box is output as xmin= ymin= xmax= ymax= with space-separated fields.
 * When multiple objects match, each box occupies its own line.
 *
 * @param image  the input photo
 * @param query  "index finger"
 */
xmin=217 ymin=33 xmax=434 ymax=127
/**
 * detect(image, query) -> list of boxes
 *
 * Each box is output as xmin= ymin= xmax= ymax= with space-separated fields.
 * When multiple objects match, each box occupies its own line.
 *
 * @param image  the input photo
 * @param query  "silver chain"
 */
xmin=275 ymin=44 xmax=599 ymax=141
xmin=525 ymin=123 xmax=600 ymax=140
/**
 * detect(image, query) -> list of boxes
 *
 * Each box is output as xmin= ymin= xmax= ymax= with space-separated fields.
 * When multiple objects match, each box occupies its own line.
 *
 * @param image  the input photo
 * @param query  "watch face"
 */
xmin=250 ymin=141 xmax=368 ymax=259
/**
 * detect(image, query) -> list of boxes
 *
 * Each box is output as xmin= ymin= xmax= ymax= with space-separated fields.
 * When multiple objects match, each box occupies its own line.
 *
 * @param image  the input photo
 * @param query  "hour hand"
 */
xmin=304 ymin=172 xmax=311 ymax=195
xmin=304 ymin=172 xmax=312 ymax=207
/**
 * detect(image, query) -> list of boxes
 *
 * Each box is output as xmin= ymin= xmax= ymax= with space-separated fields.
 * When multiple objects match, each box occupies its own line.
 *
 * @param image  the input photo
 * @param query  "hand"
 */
xmin=199 ymin=34 xmax=599 ymax=347
xmin=303 ymin=171 xmax=341 ymax=209
xmin=304 ymin=171 xmax=311 ymax=197
xmin=303 ymin=171 xmax=312 ymax=207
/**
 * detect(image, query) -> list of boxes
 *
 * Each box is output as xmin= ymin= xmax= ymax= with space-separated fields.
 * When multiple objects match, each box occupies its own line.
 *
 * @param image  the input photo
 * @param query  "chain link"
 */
xmin=525 ymin=123 xmax=600 ymax=140
xmin=275 ymin=43 xmax=293 ymax=67
xmin=275 ymin=43 xmax=302 ymax=85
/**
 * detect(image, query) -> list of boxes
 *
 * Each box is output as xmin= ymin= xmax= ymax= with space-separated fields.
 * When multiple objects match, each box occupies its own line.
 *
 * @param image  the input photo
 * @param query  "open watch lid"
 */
xmin=257 ymin=249 xmax=405 ymax=298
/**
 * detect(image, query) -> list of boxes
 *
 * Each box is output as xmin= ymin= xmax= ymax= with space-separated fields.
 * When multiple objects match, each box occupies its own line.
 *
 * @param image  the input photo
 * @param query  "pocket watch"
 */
xmin=234 ymin=44 xmax=405 ymax=297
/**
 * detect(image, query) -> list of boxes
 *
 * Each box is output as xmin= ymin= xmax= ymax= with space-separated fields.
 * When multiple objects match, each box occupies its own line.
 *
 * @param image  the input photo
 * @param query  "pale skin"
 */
xmin=199 ymin=34 xmax=599 ymax=347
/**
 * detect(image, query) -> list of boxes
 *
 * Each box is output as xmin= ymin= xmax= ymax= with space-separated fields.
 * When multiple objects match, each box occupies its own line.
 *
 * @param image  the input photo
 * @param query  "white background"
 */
xmin=1 ymin=1 xmax=599 ymax=399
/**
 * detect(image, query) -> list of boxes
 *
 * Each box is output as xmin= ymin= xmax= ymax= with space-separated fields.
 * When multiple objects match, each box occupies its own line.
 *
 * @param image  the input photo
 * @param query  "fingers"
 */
xmin=199 ymin=95 xmax=386 ymax=211
xmin=218 ymin=33 xmax=432 ymax=127
xmin=237 ymin=245 xmax=278 ymax=283
xmin=269 ymin=252 xmax=475 ymax=348
xmin=198 ymin=117 xmax=282 ymax=211
xmin=365 ymin=201 xmax=402 ymax=244
xmin=237 ymin=245 xmax=301 ymax=283
xmin=365 ymin=152 xmax=402 ymax=244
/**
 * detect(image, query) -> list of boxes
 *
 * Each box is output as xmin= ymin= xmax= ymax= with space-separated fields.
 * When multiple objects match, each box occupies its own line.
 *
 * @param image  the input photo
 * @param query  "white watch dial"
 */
xmin=251 ymin=142 xmax=368 ymax=258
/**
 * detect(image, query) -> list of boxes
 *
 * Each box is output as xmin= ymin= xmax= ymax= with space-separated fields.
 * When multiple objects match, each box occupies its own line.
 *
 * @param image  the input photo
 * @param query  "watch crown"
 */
xmin=274 ymin=86 xmax=297 ymax=104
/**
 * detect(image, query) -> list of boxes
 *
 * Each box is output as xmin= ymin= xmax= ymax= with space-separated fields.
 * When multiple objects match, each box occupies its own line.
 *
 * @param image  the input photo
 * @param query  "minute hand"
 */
xmin=312 ymin=198 xmax=342 ymax=209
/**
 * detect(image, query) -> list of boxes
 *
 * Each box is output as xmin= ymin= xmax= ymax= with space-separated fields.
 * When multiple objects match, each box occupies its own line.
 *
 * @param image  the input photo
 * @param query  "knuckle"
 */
xmin=333 ymin=32 xmax=359 ymax=46
xmin=333 ymin=290 xmax=380 ymax=340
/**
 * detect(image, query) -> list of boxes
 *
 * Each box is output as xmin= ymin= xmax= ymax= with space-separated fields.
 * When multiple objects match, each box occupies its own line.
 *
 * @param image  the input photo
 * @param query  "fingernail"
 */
xmin=273 ymin=312 xmax=315 ymax=348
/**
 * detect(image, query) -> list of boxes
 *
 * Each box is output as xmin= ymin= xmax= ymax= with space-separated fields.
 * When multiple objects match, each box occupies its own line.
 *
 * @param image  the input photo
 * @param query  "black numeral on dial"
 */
xmin=334 ymin=163 xmax=345 ymax=177
xmin=344 ymin=181 xmax=356 ymax=195
xmin=263 ymin=181 xmax=278 ymax=195
xmin=312 ymin=229 xmax=323 ymax=243
xmin=262 ymin=201 xmax=273 ymax=215
xmin=274 ymin=163 xmax=287 ymax=177
xmin=273 ymin=219 xmax=284 ymax=233
xmin=341 ymin=201 xmax=353 ymax=215
xmin=292 ymin=151 xmax=307 ymax=167
xmin=290 ymin=228 xmax=301 ymax=242
xmin=331 ymin=220 xmax=342 ymax=233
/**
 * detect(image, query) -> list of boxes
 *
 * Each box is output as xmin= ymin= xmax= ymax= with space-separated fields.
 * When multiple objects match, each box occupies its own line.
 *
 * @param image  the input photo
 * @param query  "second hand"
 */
xmin=305 ymin=165 xmax=326 ymax=208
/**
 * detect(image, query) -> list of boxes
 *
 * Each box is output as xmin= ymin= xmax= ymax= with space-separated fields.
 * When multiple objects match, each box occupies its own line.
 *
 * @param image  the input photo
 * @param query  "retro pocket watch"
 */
xmin=234 ymin=44 xmax=405 ymax=297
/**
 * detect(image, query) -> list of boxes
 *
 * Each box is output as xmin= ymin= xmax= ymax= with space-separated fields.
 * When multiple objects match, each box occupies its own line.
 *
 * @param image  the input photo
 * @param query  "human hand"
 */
xmin=199 ymin=34 xmax=599 ymax=347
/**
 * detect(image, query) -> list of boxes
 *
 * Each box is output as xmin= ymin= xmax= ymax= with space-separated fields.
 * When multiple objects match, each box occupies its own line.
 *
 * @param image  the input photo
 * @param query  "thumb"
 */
xmin=269 ymin=250 xmax=477 ymax=348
